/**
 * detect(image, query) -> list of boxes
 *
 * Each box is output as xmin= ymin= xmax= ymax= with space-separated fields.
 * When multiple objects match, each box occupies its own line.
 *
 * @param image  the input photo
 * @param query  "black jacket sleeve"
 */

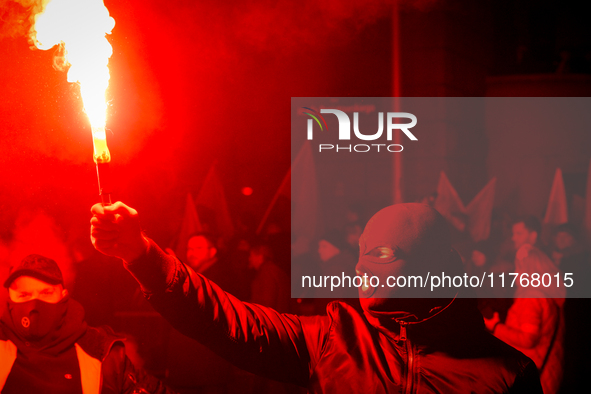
xmin=124 ymin=239 xmax=330 ymax=387
xmin=509 ymin=359 xmax=544 ymax=394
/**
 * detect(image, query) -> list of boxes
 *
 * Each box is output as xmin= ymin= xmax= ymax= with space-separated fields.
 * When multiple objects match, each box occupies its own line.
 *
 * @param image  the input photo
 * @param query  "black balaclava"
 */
xmin=356 ymin=203 xmax=464 ymax=322
xmin=7 ymin=295 xmax=69 ymax=343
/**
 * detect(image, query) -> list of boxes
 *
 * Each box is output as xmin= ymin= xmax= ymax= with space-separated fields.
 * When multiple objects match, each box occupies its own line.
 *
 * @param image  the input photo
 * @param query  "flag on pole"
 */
xmin=291 ymin=141 xmax=319 ymax=241
xmin=257 ymin=141 xmax=319 ymax=249
xmin=434 ymin=171 xmax=467 ymax=232
xmin=466 ymin=177 xmax=497 ymax=242
xmin=172 ymin=193 xmax=202 ymax=260
xmin=256 ymin=167 xmax=290 ymax=235
xmin=543 ymin=168 xmax=568 ymax=225
xmin=196 ymin=164 xmax=235 ymax=240
xmin=434 ymin=172 xmax=496 ymax=241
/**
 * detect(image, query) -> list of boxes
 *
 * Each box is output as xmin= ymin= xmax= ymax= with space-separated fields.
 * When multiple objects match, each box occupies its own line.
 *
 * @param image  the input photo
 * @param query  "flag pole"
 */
xmin=392 ymin=0 xmax=403 ymax=204
xmin=256 ymin=168 xmax=291 ymax=235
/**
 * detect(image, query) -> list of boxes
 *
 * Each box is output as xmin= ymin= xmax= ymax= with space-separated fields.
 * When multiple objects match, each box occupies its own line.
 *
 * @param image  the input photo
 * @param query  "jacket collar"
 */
xmin=362 ymin=295 xmax=485 ymax=345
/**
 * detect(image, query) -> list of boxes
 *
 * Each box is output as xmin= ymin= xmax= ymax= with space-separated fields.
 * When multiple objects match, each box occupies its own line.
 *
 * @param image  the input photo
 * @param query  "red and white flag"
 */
xmin=434 ymin=172 xmax=496 ymax=242
xmin=196 ymin=164 xmax=235 ymax=240
xmin=256 ymin=167 xmax=290 ymax=235
xmin=257 ymin=141 xmax=320 ymax=251
xmin=172 ymin=193 xmax=203 ymax=260
xmin=291 ymin=141 xmax=319 ymax=241
xmin=543 ymin=168 xmax=568 ymax=225
xmin=466 ymin=177 xmax=497 ymax=242
xmin=434 ymin=171 xmax=467 ymax=232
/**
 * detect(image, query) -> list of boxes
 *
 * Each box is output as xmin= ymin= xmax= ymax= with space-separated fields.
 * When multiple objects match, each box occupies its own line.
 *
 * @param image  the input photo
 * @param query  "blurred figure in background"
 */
xmin=263 ymin=228 xmax=292 ymax=281
xmin=417 ymin=191 xmax=438 ymax=207
xmin=464 ymin=240 xmax=490 ymax=278
xmin=248 ymin=243 xmax=290 ymax=313
xmin=344 ymin=223 xmax=362 ymax=257
xmin=246 ymin=244 xmax=305 ymax=394
xmin=469 ymin=240 xmax=514 ymax=323
xmin=224 ymin=235 xmax=254 ymax=301
xmin=185 ymin=232 xmax=233 ymax=293
xmin=166 ymin=232 xmax=234 ymax=394
xmin=550 ymin=224 xmax=590 ymax=292
xmin=186 ymin=233 xmax=218 ymax=276
xmin=485 ymin=216 xmax=565 ymax=394
xmin=343 ymin=203 xmax=366 ymax=257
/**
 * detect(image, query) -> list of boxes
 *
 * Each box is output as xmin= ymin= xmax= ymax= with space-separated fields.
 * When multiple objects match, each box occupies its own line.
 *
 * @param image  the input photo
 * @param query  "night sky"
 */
xmin=1 ymin=0 xmax=590 ymax=253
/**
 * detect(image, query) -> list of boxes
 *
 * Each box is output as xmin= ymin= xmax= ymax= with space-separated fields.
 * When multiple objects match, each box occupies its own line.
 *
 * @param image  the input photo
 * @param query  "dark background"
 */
xmin=1 ymin=0 xmax=591 ymax=388
xmin=1 ymin=0 xmax=590 ymax=280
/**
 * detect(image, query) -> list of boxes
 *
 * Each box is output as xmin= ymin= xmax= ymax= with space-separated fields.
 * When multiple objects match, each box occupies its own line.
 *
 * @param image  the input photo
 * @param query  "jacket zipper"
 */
xmin=400 ymin=322 xmax=414 ymax=394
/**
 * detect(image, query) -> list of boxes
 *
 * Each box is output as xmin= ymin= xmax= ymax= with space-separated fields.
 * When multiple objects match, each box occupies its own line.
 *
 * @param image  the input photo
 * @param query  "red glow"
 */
xmin=241 ymin=187 xmax=253 ymax=196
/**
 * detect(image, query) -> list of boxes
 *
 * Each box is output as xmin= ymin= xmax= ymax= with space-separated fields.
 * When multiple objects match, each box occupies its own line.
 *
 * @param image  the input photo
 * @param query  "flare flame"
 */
xmin=32 ymin=0 xmax=115 ymax=163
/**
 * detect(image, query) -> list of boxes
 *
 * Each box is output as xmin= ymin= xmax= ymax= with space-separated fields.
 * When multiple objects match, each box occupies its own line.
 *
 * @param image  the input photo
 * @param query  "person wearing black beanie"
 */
xmin=0 ymin=254 xmax=174 ymax=394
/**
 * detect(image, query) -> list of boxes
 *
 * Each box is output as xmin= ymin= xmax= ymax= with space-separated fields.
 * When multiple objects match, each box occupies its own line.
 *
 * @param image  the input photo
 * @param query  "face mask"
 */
xmin=8 ymin=297 xmax=68 ymax=342
xmin=355 ymin=204 xmax=461 ymax=318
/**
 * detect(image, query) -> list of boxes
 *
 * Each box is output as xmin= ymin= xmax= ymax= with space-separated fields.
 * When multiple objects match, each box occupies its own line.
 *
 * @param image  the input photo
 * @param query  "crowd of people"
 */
xmin=0 ymin=197 xmax=589 ymax=393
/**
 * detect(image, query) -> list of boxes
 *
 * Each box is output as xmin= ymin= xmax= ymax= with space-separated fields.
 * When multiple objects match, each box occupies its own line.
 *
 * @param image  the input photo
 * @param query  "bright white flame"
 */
xmin=33 ymin=0 xmax=115 ymax=163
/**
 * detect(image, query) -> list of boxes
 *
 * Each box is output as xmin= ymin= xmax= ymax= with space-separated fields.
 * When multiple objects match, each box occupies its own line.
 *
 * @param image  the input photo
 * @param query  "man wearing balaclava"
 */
xmin=0 ymin=254 xmax=174 ymax=394
xmin=91 ymin=201 xmax=543 ymax=393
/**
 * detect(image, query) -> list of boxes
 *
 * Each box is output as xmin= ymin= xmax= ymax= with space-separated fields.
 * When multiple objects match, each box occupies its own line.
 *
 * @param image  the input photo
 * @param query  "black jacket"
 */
xmin=126 ymin=239 xmax=543 ymax=393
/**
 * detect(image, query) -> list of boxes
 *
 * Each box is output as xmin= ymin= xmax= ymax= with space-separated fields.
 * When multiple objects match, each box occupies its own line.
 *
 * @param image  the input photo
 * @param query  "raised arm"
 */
xmin=90 ymin=202 xmax=329 ymax=387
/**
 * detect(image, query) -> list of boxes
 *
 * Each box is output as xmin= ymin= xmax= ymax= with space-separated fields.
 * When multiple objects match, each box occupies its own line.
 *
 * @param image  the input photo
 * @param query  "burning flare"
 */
xmin=32 ymin=0 xmax=115 ymax=163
